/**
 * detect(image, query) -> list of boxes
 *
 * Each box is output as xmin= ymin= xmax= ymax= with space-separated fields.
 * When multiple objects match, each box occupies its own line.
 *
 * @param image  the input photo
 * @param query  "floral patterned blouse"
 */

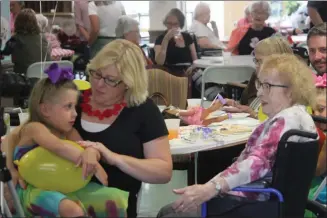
xmin=217 ymin=105 xmax=317 ymax=200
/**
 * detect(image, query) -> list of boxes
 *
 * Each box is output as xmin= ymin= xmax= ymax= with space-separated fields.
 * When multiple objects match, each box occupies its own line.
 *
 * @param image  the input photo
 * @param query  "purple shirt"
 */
xmin=74 ymin=0 xmax=91 ymax=41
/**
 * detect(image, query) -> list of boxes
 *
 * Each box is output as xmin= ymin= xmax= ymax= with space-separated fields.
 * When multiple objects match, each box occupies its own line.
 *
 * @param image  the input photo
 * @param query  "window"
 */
xmin=121 ymin=1 xmax=149 ymax=38
xmin=24 ymin=1 xmax=73 ymax=14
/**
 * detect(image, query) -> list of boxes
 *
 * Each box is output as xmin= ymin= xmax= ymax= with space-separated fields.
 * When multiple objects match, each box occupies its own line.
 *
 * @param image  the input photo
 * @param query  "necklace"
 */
xmin=81 ymin=89 xmax=126 ymax=120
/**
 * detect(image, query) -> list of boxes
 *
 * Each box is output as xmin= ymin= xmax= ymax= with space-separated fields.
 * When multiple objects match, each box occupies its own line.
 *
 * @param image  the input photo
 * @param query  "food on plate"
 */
xmin=218 ymin=125 xmax=253 ymax=135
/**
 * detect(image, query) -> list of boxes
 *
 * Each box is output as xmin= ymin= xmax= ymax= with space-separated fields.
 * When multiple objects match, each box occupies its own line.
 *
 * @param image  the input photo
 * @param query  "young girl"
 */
xmin=306 ymin=73 xmax=326 ymax=217
xmin=4 ymin=63 xmax=128 ymax=217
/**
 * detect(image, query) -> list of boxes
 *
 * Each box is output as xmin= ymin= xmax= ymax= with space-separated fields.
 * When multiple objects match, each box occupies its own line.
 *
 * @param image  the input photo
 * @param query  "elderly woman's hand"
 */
xmin=172 ymin=183 xmax=217 ymax=213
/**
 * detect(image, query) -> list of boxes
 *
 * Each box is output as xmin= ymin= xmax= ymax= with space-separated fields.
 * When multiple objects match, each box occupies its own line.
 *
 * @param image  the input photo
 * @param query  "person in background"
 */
xmin=237 ymin=5 xmax=252 ymax=28
xmin=115 ymin=15 xmax=152 ymax=67
xmin=1 ymin=9 xmax=51 ymax=75
xmin=307 ymin=23 xmax=326 ymax=76
xmin=221 ymin=37 xmax=293 ymax=119
xmin=74 ymin=0 xmax=91 ymax=42
xmin=35 ymin=14 xmax=74 ymax=61
xmin=189 ymin=2 xmax=224 ymax=49
xmin=10 ymin=0 xmax=24 ymax=34
xmin=227 ymin=1 xmax=275 ymax=55
xmin=157 ymin=54 xmax=317 ymax=217
xmin=154 ymin=8 xmax=197 ymax=69
xmin=307 ymin=1 xmax=327 ymax=28
xmin=88 ymin=0 xmax=126 ymax=58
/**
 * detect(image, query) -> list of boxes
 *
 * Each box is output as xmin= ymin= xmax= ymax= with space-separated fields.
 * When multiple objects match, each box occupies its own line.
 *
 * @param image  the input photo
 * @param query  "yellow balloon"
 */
xmin=15 ymin=140 xmax=91 ymax=193
xmin=73 ymin=80 xmax=91 ymax=91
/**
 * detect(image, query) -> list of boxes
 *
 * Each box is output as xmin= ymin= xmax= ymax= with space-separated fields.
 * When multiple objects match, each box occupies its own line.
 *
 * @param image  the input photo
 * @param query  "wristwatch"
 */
xmin=210 ymin=180 xmax=222 ymax=195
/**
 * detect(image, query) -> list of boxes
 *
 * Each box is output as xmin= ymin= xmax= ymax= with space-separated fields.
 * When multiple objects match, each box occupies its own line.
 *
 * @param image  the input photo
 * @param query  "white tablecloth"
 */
xmin=170 ymin=117 xmax=260 ymax=155
xmin=291 ymin=34 xmax=307 ymax=44
xmin=194 ymin=55 xmax=254 ymax=68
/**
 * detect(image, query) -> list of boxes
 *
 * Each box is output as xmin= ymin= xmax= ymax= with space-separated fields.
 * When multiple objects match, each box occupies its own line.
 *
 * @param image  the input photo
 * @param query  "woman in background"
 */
xmin=10 ymin=0 xmax=24 ymax=34
xmin=88 ymin=0 xmax=126 ymax=58
xmin=154 ymin=8 xmax=197 ymax=69
xmin=1 ymin=9 xmax=51 ymax=75
xmin=115 ymin=15 xmax=153 ymax=67
xmin=227 ymin=1 xmax=275 ymax=55
xmin=74 ymin=0 xmax=91 ymax=42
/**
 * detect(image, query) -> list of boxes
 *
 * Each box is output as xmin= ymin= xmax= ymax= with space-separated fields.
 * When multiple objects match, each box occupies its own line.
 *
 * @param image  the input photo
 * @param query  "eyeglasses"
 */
xmin=255 ymin=79 xmax=288 ymax=93
xmin=89 ymin=70 xmax=122 ymax=87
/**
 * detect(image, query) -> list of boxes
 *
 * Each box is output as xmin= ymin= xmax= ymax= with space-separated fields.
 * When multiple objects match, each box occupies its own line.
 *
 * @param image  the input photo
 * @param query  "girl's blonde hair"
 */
xmin=316 ymin=87 xmax=326 ymax=101
xmin=259 ymin=54 xmax=316 ymax=108
xmin=27 ymin=79 xmax=78 ymax=125
xmin=87 ymin=39 xmax=148 ymax=107
xmin=254 ymin=36 xmax=293 ymax=56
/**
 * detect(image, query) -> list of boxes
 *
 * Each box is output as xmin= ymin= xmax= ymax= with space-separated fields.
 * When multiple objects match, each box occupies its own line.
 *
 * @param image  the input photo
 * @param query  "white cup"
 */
xmin=187 ymin=99 xmax=201 ymax=108
xmin=222 ymin=51 xmax=232 ymax=64
xmin=165 ymin=119 xmax=180 ymax=139
xmin=19 ymin=113 xmax=29 ymax=125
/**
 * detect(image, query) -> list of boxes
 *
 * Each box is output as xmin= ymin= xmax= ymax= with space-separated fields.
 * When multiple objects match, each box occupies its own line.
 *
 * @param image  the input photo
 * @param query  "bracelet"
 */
xmin=216 ymin=94 xmax=226 ymax=105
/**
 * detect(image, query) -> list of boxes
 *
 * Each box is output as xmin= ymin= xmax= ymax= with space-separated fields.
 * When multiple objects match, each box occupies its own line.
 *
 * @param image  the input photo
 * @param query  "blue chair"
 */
xmin=201 ymin=129 xmax=319 ymax=218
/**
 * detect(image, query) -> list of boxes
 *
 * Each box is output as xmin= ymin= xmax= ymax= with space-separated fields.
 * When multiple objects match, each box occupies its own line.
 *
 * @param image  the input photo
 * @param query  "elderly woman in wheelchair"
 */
xmin=158 ymin=54 xmax=318 ymax=217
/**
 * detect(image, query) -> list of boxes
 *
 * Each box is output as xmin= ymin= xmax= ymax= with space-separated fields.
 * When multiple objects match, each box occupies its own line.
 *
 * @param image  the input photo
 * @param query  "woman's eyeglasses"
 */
xmin=89 ymin=70 xmax=122 ymax=87
xmin=255 ymin=79 xmax=288 ymax=93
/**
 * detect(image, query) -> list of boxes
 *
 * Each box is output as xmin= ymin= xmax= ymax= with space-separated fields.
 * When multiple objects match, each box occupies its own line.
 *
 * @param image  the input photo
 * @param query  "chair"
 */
xmin=147 ymin=68 xmax=188 ymax=109
xmin=26 ymin=60 xmax=74 ymax=79
xmin=200 ymin=66 xmax=254 ymax=102
xmin=201 ymin=129 xmax=319 ymax=218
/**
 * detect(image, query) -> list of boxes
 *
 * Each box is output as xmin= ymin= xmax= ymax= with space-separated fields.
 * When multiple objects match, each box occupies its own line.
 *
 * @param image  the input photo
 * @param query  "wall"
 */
xmin=224 ymin=1 xmax=252 ymax=36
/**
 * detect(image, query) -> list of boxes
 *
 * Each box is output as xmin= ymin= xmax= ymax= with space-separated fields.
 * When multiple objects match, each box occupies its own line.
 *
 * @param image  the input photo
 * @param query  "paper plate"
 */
xmin=74 ymin=80 xmax=91 ymax=91
xmin=231 ymin=113 xmax=250 ymax=119
xmin=157 ymin=105 xmax=167 ymax=113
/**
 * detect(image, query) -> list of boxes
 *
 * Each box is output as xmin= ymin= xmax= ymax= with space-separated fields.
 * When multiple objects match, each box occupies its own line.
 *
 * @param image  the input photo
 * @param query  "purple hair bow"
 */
xmin=44 ymin=63 xmax=74 ymax=84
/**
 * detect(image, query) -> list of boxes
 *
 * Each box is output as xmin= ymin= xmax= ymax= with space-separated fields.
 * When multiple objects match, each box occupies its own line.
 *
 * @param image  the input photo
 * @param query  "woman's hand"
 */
xmin=10 ymin=169 xmax=26 ymax=189
xmin=172 ymin=183 xmax=216 ymax=213
xmin=164 ymin=28 xmax=179 ymax=42
xmin=222 ymin=103 xmax=250 ymax=113
xmin=76 ymin=147 xmax=100 ymax=178
xmin=78 ymin=141 xmax=120 ymax=166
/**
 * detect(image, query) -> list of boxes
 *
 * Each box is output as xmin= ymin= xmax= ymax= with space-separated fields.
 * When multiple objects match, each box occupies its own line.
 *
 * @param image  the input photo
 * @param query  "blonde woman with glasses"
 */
xmin=73 ymin=39 xmax=172 ymax=217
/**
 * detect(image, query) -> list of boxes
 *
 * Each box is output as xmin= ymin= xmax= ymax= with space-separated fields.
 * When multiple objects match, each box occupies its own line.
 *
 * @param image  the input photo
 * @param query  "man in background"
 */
xmin=307 ymin=23 xmax=326 ymax=75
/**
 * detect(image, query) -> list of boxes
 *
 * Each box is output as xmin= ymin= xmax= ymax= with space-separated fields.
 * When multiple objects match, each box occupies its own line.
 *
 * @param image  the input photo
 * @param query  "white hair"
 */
xmin=115 ymin=15 xmax=139 ymax=38
xmin=35 ymin=14 xmax=48 ymax=32
xmin=194 ymin=2 xmax=210 ymax=20
xmin=250 ymin=1 xmax=271 ymax=16
xmin=245 ymin=5 xmax=250 ymax=15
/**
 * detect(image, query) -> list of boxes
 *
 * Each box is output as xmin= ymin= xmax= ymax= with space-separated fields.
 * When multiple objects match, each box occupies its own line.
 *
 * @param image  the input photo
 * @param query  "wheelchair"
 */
xmin=201 ymin=129 xmax=320 ymax=218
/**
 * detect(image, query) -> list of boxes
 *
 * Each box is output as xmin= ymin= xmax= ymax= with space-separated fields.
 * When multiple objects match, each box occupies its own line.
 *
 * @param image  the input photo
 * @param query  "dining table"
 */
xmin=193 ymin=55 xmax=255 ymax=69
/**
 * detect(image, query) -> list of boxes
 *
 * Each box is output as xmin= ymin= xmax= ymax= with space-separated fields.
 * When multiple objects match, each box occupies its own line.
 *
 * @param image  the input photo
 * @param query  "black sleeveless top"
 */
xmin=74 ymin=97 xmax=168 ymax=217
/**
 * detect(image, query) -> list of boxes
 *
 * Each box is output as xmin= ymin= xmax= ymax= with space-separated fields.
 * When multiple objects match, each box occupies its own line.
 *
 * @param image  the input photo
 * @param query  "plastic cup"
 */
xmin=222 ymin=51 xmax=232 ymax=64
xmin=165 ymin=119 xmax=180 ymax=140
xmin=19 ymin=113 xmax=29 ymax=125
xmin=187 ymin=99 xmax=202 ymax=108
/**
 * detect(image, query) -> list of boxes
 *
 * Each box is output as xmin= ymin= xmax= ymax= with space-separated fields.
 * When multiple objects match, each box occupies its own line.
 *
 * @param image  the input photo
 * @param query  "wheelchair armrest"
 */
xmin=237 ymin=180 xmax=270 ymax=189
xmin=306 ymin=199 xmax=327 ymax=217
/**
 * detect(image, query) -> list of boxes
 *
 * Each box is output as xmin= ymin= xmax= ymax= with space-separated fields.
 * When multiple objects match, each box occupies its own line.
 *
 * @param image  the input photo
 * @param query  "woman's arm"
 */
xmin=316 ymin=141 xmax=326 ymax=176
xmin=207 ymin=118 xmax=284 ymax=192
xmin=103 ymin=136 xmax=172 ymax=184
xmin=154 ymin=43 xmax=169 ymax=65
xmin=88 ymin=15 xmax=100 ymax=45
xmin=197 ymin=37 xmax=220 ymax=49
xmin=189 ymin=43 xmax=198 ymax=61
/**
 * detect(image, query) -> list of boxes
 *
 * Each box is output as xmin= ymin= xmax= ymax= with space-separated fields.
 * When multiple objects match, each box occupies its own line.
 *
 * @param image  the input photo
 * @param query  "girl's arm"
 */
xmin=3 ymin=127 xmax=21 ymax=171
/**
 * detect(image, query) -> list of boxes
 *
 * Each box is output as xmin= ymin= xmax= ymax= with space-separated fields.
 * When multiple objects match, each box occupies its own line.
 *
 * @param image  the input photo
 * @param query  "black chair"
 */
xmin=201 ymin=129 xmax=319 ymax=218
xmin=189 ymin=32 xmax=222 ymax=58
